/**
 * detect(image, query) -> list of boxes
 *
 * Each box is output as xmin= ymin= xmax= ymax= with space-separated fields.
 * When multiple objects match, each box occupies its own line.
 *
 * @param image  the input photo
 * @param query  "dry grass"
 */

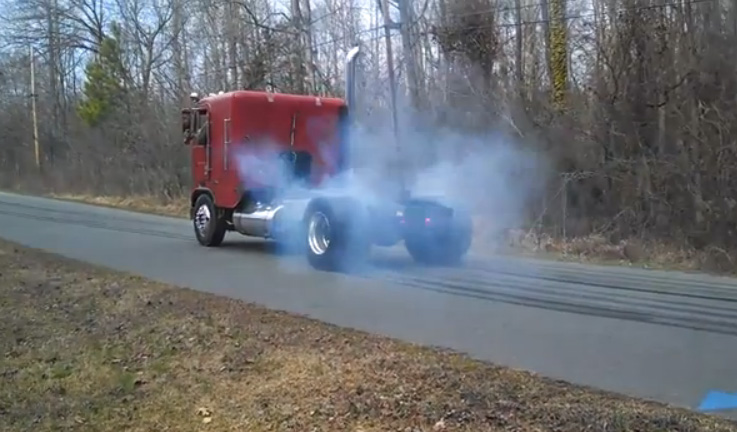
xmin=49 ymin=193 xmax=189 ymax=218
xmin=474 ymin=219 xmax=737 ymax=276
xmin=11 ymin=189 xmax=737 ymax=276
xmin=1 ymin=238 xmax=737 ymax=432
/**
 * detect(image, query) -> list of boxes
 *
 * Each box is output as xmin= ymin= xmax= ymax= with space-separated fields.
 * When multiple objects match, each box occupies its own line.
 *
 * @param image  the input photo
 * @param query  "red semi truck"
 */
xmin=181 ymin=47 xmax=472 ymax=271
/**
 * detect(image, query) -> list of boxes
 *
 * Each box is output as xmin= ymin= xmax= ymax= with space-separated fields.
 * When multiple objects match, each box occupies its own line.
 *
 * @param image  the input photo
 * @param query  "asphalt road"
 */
xmin=2 ymin=191 xmax=737 ymax=419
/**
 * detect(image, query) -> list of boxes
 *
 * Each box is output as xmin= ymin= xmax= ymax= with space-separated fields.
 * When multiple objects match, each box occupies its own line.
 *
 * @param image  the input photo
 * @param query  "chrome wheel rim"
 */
xmin=307 ymin=211 xmax=331 ymax=255
xmin=195 ymin=204 xmax=211 ymax=235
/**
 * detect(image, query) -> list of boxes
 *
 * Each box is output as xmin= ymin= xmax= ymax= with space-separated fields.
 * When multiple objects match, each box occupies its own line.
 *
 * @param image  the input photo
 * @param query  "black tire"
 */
xmin=405 ymin=208 xmax=472 ymax=266
xmin=193 ymin=194 xmax=227 ymax=247
xmin=303 ymin=198 xmax=370 ymax=272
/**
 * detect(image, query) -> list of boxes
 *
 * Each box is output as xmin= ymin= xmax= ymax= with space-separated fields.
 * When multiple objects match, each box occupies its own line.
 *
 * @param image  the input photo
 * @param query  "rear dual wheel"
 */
xmin=304 ymin=198 xmax=370 ymax=272
xmin=405 ymin=208 xmax=472 ymax=266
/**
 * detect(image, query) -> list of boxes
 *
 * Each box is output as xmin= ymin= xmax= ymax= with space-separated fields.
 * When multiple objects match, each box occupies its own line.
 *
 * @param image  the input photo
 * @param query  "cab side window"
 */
xmin=194 ymin=110 xmax=209 ymax=146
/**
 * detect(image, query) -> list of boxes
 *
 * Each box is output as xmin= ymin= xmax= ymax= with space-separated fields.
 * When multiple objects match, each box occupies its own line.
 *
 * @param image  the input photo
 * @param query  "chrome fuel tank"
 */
xmin=232 ymin=198 xmax=312 ymax=240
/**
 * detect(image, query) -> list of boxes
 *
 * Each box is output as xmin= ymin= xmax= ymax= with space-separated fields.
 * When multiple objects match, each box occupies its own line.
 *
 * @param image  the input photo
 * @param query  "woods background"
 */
xmin=1 ymin=0 xmax=735 ymax=267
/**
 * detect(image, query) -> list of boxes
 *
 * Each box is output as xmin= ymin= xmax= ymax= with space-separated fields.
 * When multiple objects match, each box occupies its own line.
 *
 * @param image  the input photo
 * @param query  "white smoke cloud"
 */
xmin=228 ymin=78 xmax=551 ymax=260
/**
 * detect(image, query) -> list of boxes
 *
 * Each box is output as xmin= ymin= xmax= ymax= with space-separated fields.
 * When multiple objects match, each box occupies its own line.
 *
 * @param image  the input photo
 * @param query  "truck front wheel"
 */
xmin=303 ymin=198 xmax=370 ymax=272
xmin=193 ymin=194 xmax=227 ymax=247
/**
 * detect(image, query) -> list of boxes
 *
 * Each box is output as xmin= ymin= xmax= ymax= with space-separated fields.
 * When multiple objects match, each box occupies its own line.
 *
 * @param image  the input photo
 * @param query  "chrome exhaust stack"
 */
xmin=340 ymin=45 xmax=362 ymax=174
xmin=345 ymin=46 xmax=361 ymax=113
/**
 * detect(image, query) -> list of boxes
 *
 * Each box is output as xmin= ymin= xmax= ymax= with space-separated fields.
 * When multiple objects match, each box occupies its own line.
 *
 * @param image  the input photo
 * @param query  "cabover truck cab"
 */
xmin=181 ymin=47 xmax=472 ymax=271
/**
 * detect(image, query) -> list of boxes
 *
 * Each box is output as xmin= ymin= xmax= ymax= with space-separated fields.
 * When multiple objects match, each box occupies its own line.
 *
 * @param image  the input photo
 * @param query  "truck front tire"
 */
xmin=193 ymin=194 xmax=227 ymax=247
xmin=303 ymin=198 xmax=370 ymax=272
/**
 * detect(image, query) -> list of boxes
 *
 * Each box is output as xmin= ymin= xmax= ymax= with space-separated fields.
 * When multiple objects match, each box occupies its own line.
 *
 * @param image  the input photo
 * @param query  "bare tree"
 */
xmin=2 ymin=0 xmax=737 ymax=268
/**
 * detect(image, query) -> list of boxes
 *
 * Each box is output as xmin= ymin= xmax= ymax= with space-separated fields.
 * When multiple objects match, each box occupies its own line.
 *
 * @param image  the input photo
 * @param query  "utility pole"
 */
xmin=30 ymin=45 xmax=40 ymax=170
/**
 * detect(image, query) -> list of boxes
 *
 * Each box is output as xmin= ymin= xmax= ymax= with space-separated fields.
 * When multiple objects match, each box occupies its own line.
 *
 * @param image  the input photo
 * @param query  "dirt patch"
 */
xmin=1 ymin=238 xmax=735 ymax=432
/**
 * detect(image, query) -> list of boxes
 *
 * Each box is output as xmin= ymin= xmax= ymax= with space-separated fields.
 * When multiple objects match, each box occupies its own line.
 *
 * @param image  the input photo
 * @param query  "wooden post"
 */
xmin=30 ymin=45 xmax=41 ymax=170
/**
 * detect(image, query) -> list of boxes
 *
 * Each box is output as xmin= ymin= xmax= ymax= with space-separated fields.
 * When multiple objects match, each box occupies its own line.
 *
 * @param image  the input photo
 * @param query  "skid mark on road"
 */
xmin=467 ymin=261 xmax=737 ymax=302
xmin=369 ymin=269 xmax=737 ymax=337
